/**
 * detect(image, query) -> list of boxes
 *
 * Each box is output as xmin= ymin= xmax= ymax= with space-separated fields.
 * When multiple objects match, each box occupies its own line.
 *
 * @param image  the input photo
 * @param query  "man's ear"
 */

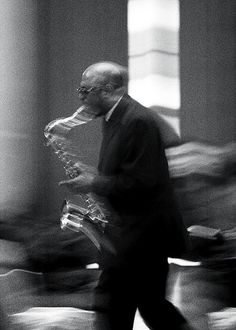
xmin=107 ymin=83 xmax=118 ymax=91
xmin=100 ymin=84 xmax=114 ymax=97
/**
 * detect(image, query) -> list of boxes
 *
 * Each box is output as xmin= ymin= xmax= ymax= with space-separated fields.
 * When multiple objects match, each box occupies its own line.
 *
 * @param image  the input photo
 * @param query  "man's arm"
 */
xmin=59 ymin=117 xmax=167 ymax=199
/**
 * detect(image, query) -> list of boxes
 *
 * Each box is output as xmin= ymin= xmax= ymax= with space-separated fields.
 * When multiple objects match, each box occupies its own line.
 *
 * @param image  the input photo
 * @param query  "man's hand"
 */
xmin=59 ymin=161 xmax=98 ymax=194
xmin=59 ymin=172 xmax=95 ymax=194
xmin=73 ymin=161 xmax=98 ymax=175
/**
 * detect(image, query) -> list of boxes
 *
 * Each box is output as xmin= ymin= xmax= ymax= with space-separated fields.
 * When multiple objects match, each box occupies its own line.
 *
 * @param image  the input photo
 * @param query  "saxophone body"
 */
xmin=44 ymin=106 xmax=112 ymax=251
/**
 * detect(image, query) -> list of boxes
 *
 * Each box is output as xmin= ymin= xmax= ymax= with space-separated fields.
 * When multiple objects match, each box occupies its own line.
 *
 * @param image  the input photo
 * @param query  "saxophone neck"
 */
xmin=44 ymin=105 xmax=94 ymax=141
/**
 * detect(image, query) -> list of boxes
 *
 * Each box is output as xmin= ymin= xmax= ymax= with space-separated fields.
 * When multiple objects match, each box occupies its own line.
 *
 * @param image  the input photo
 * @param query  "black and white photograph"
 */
xmin=0 ymin=1 xmax=236 ymax=329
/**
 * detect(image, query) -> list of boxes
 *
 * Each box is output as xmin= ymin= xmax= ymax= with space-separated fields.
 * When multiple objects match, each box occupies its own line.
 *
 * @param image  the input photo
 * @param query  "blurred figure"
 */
xmin=59 ymin=61 xmax=192 ymax=330
xmin=208 ymin=308 xmax=236 ymax=330
xmin=0 ymin=208 xmax=102 ymax=329
xmin=150 ymin=105 xmax=181 ymax=148
xmin=166 ymin=141 xmax=236 ymax=330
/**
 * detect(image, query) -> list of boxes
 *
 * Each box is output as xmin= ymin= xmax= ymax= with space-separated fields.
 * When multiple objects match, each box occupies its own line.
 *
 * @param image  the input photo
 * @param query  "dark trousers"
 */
xmin=95 ymin=255 xmax=187 ymax=330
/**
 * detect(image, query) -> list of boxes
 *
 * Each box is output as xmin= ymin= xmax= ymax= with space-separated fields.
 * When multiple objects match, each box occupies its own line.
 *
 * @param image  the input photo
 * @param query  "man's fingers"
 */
xmin=58 ymin=180 xmax=67 ymax=186
xmin=58 ymin=179 xmax=75 ymax=186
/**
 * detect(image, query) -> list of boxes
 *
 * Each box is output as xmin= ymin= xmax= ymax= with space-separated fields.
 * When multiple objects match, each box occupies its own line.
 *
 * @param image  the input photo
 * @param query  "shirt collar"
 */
xmin=105 ymin=95 xmax=124 ymax=122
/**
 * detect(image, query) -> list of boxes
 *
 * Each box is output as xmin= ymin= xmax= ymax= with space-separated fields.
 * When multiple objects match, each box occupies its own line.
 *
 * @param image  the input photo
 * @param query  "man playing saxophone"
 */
xmin=59 ymin=61 xmax=193 ymax=330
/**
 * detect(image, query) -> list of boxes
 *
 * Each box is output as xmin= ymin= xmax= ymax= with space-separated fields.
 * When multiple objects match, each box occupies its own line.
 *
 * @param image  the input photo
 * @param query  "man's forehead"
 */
xmin=82 ymin=69 xmax=94 ymax=80
xmin=81 ymin=71 xmax=97 ymax=84
xmin=81 ymin=69 xmax=105 ymax=86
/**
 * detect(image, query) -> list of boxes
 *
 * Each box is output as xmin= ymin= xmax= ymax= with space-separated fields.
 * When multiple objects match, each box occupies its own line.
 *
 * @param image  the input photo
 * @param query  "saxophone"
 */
xmin=44 ymin=106 xmax=112 ymax=252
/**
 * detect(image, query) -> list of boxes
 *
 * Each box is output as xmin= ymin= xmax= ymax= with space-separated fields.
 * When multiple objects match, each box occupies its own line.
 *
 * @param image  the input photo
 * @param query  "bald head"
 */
xmin=77 ymin=62 xmax=128 ymax=117
xmin=82 ymin=61 xmax=128 ymax=91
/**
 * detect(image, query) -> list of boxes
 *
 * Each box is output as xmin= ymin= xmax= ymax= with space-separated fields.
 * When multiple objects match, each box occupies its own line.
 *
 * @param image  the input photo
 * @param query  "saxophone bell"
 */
xmin=61 ymin=199 xmax=88 ymax=217
xmin=60 ymin=200 xmax=105 ymax=251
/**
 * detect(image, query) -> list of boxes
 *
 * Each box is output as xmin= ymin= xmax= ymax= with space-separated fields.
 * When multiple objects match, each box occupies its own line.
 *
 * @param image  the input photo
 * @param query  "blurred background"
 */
xmin=1 ymin=0 xmax=236 ymax=218
xmin=0 ymin=0 xmax=236 ymax=329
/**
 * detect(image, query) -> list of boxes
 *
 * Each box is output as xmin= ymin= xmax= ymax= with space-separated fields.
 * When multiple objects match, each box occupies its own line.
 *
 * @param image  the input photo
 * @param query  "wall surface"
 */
xmin=0 ymin=0 xmax=40 ymax=215
xmin=0 ymin=0 xmax=128 ymax=217
xmin=180 ymin=0 xmax=236 ymax=144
